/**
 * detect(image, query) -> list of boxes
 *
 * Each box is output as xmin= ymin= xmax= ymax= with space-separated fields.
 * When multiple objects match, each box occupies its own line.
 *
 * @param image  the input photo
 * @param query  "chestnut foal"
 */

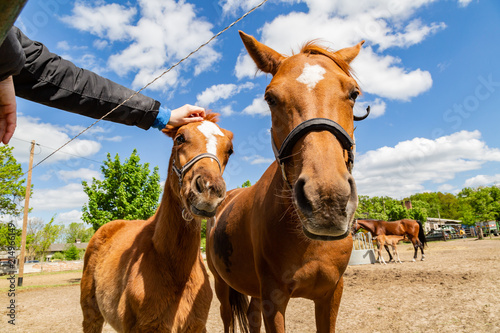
xmin=80 ymin=115 xmax=233 ymax=333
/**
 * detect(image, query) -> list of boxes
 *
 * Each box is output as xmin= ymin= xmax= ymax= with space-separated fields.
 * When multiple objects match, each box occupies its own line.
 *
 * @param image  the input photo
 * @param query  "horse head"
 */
xmin=163 ymin=114 xmax=234 ymax=219
xmin=240 ymin=31 xmax=367 ymax=240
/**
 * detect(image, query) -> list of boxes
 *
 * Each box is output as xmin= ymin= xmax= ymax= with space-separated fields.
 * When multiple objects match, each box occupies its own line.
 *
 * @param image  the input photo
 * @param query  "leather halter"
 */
xmin=172 ymin=153 xmax=222 ymax=188
xmin=271 ymin=118 xmax=355 ymax=188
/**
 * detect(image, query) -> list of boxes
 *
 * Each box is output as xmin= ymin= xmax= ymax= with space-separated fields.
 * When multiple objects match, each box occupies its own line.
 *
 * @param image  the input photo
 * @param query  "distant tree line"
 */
xmin=356 ymin=185 xmax=500 ymax=226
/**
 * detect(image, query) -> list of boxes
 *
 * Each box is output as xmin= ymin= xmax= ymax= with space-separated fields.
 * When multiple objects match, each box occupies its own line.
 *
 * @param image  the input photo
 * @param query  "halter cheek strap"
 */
xmin=271 ymin=118 xmax=355 ymax=188
xmin=172 ymin=153 xmax=222 ymax=188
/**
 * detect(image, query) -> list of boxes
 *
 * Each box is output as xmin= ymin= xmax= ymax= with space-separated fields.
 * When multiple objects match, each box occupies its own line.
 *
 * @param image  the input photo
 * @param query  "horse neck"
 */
xmin=360 ymin=221 xmax=377 ymax=234
xmin=151 ymin=174 xmax=201 ymax=276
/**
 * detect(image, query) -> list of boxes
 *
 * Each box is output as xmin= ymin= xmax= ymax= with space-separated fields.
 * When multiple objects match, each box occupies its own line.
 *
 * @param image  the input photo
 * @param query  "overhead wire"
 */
xmin=19 ymin=0 xmax=269 ymax=177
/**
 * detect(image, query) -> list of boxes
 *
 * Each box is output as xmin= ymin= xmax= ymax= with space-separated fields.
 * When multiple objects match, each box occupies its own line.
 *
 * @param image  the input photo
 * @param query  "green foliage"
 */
xmin=0 ymin=145 xmax=26 ymax=217
xmin=0 ymin=222 xmax=21 ymax=251
xmin=408 ymin=200 xmax=429 ymax=222
xmin=26 ymin=217 xmax=63 ymax=261
xmin=64 ymin=244 xmax=80 ymax=260
xmin=240 ymin=180 xmax=252 ymax=188
xmin=457 ymin=186 xmax=500 ymax=225
xmin=357 ymin=185 xmax=500 ymax=225
xmin=63 ymin=222 xmax=94 ymax=243
xmin=386 ymin=203 xmax=408 ymax=221
xmin=82 ymin=149 xmax=161 ymax=231
xmin=52 ymin=252 xmax=65 ymax=260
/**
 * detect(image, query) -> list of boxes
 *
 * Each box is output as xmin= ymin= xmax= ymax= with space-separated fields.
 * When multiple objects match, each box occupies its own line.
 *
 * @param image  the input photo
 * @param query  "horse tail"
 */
xmin=417 ymin=220 xmax=427 ymax=248
xmin=229 ymin=287 xmax=250 ymax=333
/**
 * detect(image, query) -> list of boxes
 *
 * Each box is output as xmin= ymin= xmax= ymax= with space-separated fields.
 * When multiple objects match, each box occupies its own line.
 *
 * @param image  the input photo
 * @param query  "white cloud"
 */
xmin=196 ymin=82 xmax=255 ymax=107
xmin=58 ymin=168 xmax=102 ymax=182
xmin=354 ymin=98 xmax=386 ymax=118
xmin=464 ymin=174 xmax=500 ymax=188
xmin=11 ymin=115 xmax=101 ymax=164
xmin=60 ymin=3 xmax=137 ymax=41
xmin=61 ymin=0 xmax=220 ymax=91
xmin=31 ymin=183 xmax=88 ymax=211
xmin=353 ymin=130 xmax=500 ymax=197
xmin=220 ymin=105 xmax=235 ymax=116
xmin=242 ymin=96 xmax=270 ymax=116
xmin=437 ymin=184 xmax=456 ymax=193
xmin=57 ymin=40 xmax=70 ymax=51
xmin=233 ymin=0 xmax=441 ymax=103
xmin=242 ymin=155 xmax=274 ymax=165
xmin=457 ymin=0 xmax=473 ymax=7
xmin=354 ymin=47 xmax=433 ymax=101
xmin=93 ymin=39 xmax=109 ymax=50
xmin=54 ymin=210 xmax=84 ymax=225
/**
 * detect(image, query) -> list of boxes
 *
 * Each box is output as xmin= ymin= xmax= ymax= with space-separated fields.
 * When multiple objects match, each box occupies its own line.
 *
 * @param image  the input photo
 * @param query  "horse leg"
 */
xmin=412 ymin=239 xmax=419 ymax=262
xmin=213 ymin=277 xmax=234 ymax=333
xmin=377 ymin=244 xmax=386 ymax=265
xmin=247 ymin=297 xmax=262 ymax=333
xmin=384 ymin=244 xmax=393 ymax=262
xmin=260 ymin=281 xmax=289 ymax=333
xmin=393 ymin=245 xmax=402 ymax=263
xmin=314 ymin=276 xmax=344 ymax=333
xmin=80 ymin=269 xmax=104 ymax=333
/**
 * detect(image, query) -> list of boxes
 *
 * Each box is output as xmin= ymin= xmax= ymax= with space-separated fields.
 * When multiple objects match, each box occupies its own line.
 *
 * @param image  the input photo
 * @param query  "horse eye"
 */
xmin=227 ymin=147 xmax=234 ymax=156
xmin=350 ymin=89 xmax=360 ymax=101
xmin=175 ymin=134 xmax=186 ymax=145
xmin=265 ymin=94 xmax=276 ymax=106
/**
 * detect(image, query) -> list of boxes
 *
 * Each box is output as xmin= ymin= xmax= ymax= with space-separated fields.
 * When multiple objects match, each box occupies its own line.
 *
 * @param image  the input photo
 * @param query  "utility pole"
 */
xmin=18 ymin=140 xmax=35 ymax=287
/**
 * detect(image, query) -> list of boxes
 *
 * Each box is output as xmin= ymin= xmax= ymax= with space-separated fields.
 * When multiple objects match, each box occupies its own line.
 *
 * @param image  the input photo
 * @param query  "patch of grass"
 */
xmin=0 ymin=269 xmax=83 ymax=280
xmin=0 ymin=282 xmax=81 ymax=293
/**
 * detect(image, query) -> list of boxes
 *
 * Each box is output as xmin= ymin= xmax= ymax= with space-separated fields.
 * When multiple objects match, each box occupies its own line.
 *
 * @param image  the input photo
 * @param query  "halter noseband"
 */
xmin=172 ymin=153 xmax=222 ymax=188
xmin=271 ymin=118 xmax=355 ymax=188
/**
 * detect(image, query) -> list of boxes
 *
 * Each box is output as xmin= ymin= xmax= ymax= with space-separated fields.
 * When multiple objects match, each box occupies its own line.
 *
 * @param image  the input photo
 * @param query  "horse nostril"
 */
xmin=194 ymin=175 xmax=204 ymax=194
xmin=294 ymin=176 xmax=313 ymax=218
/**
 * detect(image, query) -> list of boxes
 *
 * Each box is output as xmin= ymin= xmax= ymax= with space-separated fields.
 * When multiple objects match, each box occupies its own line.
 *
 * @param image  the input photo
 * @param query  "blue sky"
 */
xmin=6 ymin=0 xmax=500 ymax=226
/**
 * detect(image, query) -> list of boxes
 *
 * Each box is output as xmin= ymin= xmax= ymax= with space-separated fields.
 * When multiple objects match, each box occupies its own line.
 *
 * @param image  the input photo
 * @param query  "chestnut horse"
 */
xmin=80 ymin=115 xmax=234 ymax=333
xmin=207 ymin=32 xmax=369 ymax=332
xmin=374 ymin=234 xmax=405 ymax=264
xmin=354 ymin=219 xmax=427 ymax=262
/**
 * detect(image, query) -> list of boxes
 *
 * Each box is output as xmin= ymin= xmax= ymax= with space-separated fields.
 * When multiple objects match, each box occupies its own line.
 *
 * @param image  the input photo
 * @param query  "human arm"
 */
xmin=0 ymin=76 xmax=16 ymax=144
xmin=11 ymin=26 xmax=160 ymax=130
xmin=0 ymin=27 xmax=24 ymax=144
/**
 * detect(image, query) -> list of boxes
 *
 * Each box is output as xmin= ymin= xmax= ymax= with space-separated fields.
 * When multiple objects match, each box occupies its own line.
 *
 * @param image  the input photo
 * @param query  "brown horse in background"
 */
xmin=207 ymin=31 xmax=368 ymax=332
xmin=80 ymin=115 xmax=233 ymax=333
xmin=374 ymin=234 xmax=405 ymax=264
xmin=354 ymin=219 xmax=427 ymax=261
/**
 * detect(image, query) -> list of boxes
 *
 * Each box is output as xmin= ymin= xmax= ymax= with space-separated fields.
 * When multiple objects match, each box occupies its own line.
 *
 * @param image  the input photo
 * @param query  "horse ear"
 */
xmin=334 ymin=40 xmax=364 ymax=64
xmin=239 ymin=31 xmax=284 ymax=75
xmin=162 ymin=125 xmax=178 ymax=138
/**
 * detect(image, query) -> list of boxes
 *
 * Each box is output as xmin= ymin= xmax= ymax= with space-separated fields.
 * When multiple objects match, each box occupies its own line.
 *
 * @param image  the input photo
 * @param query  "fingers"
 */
xmin=184 ymin=105 xmax=206 ymax=118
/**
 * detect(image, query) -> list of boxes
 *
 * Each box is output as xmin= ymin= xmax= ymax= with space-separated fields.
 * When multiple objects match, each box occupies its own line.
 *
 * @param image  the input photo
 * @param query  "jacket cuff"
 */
xmin=151 ymin=107 xmax=171 ymax=130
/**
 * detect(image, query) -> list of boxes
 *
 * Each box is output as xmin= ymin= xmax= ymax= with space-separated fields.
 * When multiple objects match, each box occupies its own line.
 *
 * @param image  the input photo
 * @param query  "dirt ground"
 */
xmin=1 ymin=238 xmax=499 ymax=332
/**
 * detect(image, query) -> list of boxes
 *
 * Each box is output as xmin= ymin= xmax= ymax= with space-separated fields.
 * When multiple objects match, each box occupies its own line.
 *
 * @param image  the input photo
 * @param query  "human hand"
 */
xmin=167 ymin=104 xmax=205 ymax=127
xmin=0 ymin=76 xmax=17 ymax=145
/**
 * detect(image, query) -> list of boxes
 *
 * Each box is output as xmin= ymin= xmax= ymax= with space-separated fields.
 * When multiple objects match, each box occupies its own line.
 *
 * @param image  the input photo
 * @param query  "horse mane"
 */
xmin=162 ymin=112 xmax=219 ymax=138
xmin=299 ymin=41 xmax=354 ymax=78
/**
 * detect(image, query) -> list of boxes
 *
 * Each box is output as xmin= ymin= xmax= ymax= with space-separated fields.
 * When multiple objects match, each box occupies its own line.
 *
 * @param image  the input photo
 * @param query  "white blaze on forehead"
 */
xmin=197 ymin=121 xmax=224 ymax=155
xmin=296 ymin=63 xmax=326 ymax=90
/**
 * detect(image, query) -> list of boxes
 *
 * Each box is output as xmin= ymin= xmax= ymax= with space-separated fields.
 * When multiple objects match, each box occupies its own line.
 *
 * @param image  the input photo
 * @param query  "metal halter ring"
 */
xmin=172 ymin=153 xmax=222 ymax=188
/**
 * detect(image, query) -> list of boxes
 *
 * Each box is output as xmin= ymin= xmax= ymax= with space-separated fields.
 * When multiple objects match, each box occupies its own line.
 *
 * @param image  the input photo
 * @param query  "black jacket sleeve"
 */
xmin=0 ymin=27 xmax=26 ymax=81
xmin=11 ymin=27 xmax=160 ymax=130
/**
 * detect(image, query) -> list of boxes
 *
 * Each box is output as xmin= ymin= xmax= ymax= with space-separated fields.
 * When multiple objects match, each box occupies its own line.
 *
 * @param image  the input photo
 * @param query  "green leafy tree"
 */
xmin=0 ymin=221 xmax=21 ymax=250
xmin=241 ymin=180 xmax=252 ymax=188
xmin=386 ymin=202 xmax=408 ymax=221
xmin=63 ymin=222 xmax=94 ymax=243
xmin=0 ymin=146 xmax=26 ymax=217
xmin=26 ymin=217 xmax=63 ymax=261
xmin=82 ymin=149 xmax=161 ymax=231
xmin=64 ymin=244 xmax=80 ymax=260
xmin=408 ymin=200 xmax=429 ymax=222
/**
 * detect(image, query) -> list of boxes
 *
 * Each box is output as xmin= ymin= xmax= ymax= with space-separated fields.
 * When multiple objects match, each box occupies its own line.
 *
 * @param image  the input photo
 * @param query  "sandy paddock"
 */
xmin=1 ymin=237 xmax=499 ymax=332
